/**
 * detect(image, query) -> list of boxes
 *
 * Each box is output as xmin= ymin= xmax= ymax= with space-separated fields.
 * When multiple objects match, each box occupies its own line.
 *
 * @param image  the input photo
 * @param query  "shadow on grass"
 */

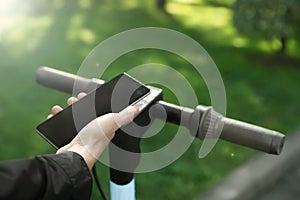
xmin=247 ymin=53 xmax=300 ymax=68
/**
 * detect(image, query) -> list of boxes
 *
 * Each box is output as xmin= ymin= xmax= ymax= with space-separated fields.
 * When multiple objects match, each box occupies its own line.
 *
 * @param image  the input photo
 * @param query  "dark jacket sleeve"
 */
xmin=0 ymin=152 xmax=92 ymax=200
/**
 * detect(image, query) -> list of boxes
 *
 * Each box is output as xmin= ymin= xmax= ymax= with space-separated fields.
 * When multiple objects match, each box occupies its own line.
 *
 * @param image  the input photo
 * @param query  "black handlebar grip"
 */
xmin=36 ymin=66 xmax=104 ymax=95
xmin=220 ymin=118 xmax=285 ymax=155
xmin=193 ymin=106 xmax=285 ymax=155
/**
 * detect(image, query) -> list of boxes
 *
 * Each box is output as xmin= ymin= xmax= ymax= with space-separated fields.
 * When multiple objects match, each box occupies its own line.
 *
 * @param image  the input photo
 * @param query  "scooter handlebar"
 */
xmin=36 ymin=66 xmax=104 ymax=95
xmin=35 ymin=66 xmax=285 ymax=155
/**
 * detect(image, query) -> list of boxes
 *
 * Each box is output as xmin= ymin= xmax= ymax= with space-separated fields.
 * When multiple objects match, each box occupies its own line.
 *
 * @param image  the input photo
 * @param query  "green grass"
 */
xmin=0 ymin=0 xmax=299 ymax=199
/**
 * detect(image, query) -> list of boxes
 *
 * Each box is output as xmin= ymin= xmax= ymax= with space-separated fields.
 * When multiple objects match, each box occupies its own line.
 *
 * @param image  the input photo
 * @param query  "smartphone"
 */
xmin=36 ymin=73 xmax=150 ymax=149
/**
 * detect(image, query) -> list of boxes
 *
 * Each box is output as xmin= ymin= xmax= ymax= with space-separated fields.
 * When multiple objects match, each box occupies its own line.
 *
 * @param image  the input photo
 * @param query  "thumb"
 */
xmin=113 ymin=105 xmax=140 ymax=128
xmin=96 ymin=106 xmax=139 ymax=135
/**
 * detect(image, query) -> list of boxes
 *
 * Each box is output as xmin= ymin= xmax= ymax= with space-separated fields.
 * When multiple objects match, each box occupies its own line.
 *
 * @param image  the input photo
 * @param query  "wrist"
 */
xmin=58 ymin=144 xmax=97 ymax=169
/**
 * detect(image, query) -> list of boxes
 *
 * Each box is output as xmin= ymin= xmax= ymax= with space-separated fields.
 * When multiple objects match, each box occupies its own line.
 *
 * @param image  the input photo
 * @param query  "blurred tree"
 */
xmin=156 ymin=0 xmax=167 ymax=12
xmin=233 ymin=0 xmax=300 ymax=56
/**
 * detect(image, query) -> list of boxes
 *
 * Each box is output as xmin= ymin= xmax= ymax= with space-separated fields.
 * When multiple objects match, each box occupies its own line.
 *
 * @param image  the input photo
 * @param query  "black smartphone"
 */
xmin=36 ymin=73 xmax=150 ymax=149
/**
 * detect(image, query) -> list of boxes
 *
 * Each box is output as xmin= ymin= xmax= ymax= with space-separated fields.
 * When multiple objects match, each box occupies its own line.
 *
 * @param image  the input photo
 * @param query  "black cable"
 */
xmin=92 ymin=165 xmax=107 ymax=200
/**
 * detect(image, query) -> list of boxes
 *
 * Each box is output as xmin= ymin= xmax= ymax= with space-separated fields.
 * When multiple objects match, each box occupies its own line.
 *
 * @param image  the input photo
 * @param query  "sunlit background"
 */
xmin=0 ymin=0 xmax=299 ymax=199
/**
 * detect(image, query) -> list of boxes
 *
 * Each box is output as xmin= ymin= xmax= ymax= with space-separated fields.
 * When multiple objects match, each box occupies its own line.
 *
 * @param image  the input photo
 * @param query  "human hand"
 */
xmin=48 ymin=93 xmax=139 ymax=169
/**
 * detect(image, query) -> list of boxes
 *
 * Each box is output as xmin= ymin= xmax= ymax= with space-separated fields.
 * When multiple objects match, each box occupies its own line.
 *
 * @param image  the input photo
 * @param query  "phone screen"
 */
xmin=36 ymin=73 xmax=150 ymax=149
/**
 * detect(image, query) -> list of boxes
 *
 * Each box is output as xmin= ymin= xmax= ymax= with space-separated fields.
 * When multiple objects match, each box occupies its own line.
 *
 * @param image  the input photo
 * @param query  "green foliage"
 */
xmin=233 ymin=0 xmax=300 ymax=53
xmin=0 ymin=0 xmax=299 ymax=199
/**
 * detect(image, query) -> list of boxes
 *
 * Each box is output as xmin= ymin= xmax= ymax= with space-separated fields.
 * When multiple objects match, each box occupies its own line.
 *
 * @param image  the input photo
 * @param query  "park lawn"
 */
xmin=0 ymin=0 xmax=299 ymax=199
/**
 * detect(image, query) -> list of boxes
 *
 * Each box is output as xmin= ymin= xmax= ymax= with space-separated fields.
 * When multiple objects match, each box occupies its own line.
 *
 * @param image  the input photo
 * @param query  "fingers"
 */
xmin=48 ymin=93 xmax=87 ymax=119
xmin=67 ymin=97 xmax=78 ymax=106
xmin=47 ymin=114 xmax=53 ymax=119
xmin=67 ymin=93 xmax=86 ymax=106
xmin=78 ymin=92 xmax=86 ymax=99
xmin=51 ymin=105 xmax=63 ymax=115
xmin=47 ymin=105 xmax=63 ymax=119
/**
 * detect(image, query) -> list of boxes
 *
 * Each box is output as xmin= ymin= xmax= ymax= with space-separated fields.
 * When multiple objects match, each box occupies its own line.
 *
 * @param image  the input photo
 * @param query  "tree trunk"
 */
xmin=157 ymin=0 xmax=167 ymax=12
xmin=278 ymin=36 xmax=287 ymax=57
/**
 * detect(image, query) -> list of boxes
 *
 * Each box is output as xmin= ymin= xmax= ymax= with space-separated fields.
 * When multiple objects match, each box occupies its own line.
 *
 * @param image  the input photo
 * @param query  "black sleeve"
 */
xmin=0 ymin=152 xmax=92 ymax=200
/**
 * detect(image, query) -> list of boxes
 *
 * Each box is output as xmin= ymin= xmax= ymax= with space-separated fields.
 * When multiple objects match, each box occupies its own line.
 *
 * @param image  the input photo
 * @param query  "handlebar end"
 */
xmin=270 ymin=132 xmax=285 ymax=155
